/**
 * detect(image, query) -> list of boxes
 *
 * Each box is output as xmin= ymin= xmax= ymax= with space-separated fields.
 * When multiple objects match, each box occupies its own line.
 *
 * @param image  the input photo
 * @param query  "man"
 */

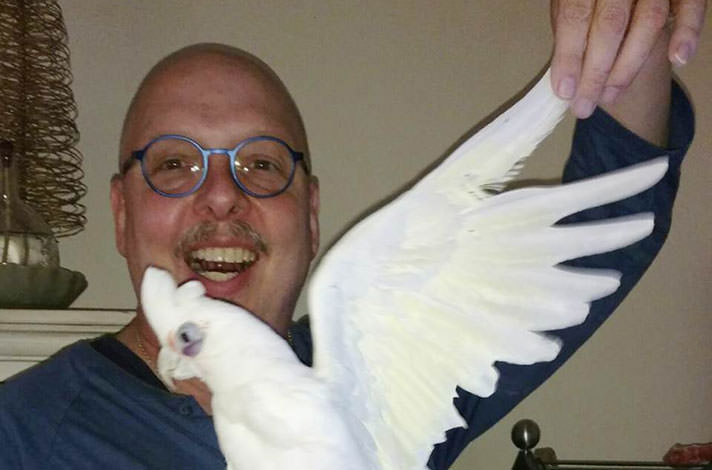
xmin=0 ymin=1 xmax=705 ymax=468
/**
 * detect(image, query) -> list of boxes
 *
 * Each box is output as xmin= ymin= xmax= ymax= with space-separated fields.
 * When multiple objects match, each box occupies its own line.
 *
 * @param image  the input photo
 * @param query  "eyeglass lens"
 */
xmin=142 ymin=137 xmax=295 ymax=196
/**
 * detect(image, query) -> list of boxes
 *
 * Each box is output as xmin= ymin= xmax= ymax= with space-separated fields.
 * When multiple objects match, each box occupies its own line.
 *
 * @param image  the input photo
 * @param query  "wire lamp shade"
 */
xmin=0 ymin=0 xmax=86 ymax=238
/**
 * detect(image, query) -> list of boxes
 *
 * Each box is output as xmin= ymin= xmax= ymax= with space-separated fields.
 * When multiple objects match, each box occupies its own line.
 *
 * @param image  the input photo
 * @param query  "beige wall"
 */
xmin=58 ymin=1 xmax=710 ymax=468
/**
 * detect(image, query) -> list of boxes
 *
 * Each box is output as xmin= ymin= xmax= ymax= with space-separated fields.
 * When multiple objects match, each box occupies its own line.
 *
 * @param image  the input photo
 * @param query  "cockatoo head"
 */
xmin=140 ymin=266 xmax=250 ymax=387
xmin=141 ymin=266 xmax=299 ymax=391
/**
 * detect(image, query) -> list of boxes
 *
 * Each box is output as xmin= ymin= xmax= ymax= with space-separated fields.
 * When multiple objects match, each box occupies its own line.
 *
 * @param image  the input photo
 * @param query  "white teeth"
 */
xmin=188 ymin=246 xmax=258 ymax=282
xmin=191 ymin=247 xmax=255 ymax=263
xmin=200 ymin=271 xmax=239 ymax=282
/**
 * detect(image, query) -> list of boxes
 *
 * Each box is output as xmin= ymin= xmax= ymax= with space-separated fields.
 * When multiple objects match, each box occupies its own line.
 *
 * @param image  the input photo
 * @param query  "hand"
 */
xmin=550 ymin=0 xmax=707 ymax=118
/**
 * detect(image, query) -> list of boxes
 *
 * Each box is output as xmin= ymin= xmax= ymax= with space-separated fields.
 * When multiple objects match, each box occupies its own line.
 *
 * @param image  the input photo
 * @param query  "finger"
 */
xmin=669 ymin=0 xmax=707 ymax=66
xmin=550 ymin=0 xmax=596 ymax=100
xmin=573 ymin=0 xmax=635 ymax=118
xmin=601 ymin=0 xmax=670 ymax=104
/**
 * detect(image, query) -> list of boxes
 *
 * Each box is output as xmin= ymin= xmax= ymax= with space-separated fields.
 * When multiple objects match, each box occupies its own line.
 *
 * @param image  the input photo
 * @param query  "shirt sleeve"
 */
xmin=427 ymin=80 xmax=695 ymax=470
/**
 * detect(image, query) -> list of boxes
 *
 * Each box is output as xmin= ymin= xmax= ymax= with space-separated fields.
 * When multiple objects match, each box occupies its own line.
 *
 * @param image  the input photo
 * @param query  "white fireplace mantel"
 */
xmin=0 ymin=308 xmax=134 ymax=380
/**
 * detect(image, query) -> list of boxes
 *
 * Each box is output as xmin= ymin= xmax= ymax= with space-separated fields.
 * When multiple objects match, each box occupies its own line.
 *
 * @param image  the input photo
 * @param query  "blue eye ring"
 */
xmin=176 ymin=321 xmax=204 ymax=357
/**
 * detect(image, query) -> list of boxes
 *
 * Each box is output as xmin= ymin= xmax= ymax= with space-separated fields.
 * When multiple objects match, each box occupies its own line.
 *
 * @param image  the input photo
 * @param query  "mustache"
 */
xmin=174 ymin=220 xmax=268 ymax=258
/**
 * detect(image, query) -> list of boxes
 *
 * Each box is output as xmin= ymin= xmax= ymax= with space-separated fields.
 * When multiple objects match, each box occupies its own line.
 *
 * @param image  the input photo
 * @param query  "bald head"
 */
xmin=119 ymin=43 xmax=309 ymax=171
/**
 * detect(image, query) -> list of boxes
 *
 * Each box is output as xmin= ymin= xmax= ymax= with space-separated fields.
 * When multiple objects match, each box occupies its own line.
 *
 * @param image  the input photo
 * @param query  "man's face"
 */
xmin=111 ymin=53 xmax=319 ymax=334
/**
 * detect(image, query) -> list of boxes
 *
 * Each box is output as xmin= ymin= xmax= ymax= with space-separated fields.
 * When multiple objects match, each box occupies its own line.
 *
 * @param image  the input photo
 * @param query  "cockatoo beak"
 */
xmin=156 ymin=345 xmax=179 ymax=391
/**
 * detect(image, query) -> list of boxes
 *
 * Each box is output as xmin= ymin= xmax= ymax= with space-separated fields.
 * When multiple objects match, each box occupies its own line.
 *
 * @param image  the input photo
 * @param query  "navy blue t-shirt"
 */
xmin=0 ymin=82 xmax=694 ymax=470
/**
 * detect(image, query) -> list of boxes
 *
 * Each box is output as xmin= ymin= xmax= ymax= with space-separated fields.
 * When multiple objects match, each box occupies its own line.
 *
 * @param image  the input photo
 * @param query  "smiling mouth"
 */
xmin=186 ymin=247 xmax=257 ymax=282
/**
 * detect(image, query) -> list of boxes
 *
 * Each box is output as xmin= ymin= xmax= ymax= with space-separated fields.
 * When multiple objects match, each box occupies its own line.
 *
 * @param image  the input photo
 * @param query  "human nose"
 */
xmin=193 ymin=153 xmax=249 ymax=219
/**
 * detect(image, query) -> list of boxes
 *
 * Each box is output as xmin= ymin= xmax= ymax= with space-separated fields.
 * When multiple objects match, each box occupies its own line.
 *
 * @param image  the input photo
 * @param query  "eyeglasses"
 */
xmin=122 ymin=134 xmax=306 ymax=198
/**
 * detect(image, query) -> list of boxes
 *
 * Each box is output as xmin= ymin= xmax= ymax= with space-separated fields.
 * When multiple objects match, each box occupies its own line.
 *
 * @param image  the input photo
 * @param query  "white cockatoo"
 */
xmin=141 ymin=68 xmax=668 ymax=470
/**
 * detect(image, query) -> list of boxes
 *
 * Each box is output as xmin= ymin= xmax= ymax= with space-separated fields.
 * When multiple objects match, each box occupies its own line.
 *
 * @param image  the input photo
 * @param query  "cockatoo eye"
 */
xmin=176 ymin=321 xmax=204 ymax=357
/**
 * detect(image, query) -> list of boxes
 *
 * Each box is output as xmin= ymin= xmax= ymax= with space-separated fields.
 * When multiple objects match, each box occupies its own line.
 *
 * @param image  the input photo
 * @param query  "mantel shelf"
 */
xmin=0 ymin=308 xmax=135 ymax=380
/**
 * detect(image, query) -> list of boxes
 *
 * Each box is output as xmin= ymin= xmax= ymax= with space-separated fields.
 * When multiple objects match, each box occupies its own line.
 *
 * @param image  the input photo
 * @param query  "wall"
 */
xmin=56 ymin=1 xmax=710 ymax=468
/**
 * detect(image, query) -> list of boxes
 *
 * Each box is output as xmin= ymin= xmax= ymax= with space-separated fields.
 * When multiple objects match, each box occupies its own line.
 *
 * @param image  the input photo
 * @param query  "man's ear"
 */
xmin=308 ymin=175 xmax=320 ymax=258
xmin=110 ymin=174 xmax=127 ymax=257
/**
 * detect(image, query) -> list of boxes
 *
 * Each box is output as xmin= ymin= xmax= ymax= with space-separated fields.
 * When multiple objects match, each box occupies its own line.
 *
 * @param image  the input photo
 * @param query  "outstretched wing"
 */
xmin=308 ymin=69 xmax=668 ymax=469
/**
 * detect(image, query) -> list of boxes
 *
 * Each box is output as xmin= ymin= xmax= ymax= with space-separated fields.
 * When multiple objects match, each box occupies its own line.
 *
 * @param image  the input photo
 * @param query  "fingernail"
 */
xmin=673 ymin=43 xmax=690 ymax=66
xmin=557 ymin=77 xmax=576 ymax=99
xmin=573 ymin=98 xmax=595 ymax=118
xmin=601 ymin=86 xmax=620 ymax=104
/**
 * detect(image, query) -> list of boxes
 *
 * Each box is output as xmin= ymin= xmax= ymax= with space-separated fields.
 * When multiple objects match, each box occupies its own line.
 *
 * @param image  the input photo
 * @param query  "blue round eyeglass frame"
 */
xmin=124 ymin=134 xmax=306 ymax=199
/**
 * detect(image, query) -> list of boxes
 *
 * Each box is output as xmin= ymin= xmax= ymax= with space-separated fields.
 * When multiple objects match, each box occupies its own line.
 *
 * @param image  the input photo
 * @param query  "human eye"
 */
xmin=157 ymin=155 xmax=196 ymax=172
xmin=147 ymin=152 xmax=202 ymax=179
xmin=249 ymin=155 xmax=282 ymax=173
